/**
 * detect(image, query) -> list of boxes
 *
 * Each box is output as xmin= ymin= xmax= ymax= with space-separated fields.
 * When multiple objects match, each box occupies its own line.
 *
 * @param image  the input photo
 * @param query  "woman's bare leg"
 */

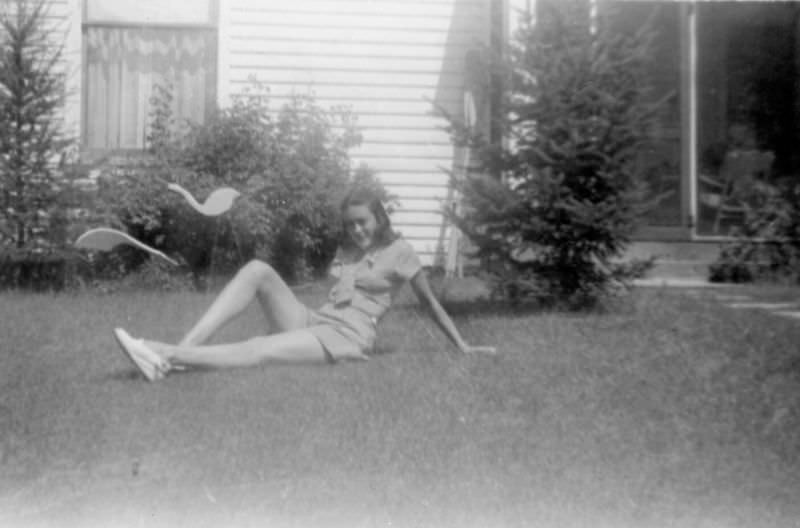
xmin=150 ymin=329 xmax=328 ymax=369
xmin=179 ymin=260 xmax=307 ymax=346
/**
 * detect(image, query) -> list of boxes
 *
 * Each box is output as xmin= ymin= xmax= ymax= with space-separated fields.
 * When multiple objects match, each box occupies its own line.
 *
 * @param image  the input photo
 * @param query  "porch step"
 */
xmin=646 ymin=259 xmax=712 ymax=279
xmin=623 ymin=241 xmax=720 ymax=281
xmin=623 ymin=241 xmax=722 ymax=262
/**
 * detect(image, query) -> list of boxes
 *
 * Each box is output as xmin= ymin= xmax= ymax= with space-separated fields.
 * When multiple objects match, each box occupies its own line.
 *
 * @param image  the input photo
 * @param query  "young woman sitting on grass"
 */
xmin=113 ymin=186 xmax=496 ymax=381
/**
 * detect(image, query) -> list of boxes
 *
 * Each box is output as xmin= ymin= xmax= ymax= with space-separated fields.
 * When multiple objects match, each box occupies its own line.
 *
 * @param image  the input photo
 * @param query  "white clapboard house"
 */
xmin=11 ymin=0 xmax=800 ymax=270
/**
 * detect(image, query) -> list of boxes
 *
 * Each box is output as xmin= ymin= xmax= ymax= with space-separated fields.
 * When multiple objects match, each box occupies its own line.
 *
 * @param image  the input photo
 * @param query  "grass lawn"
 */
xmin=1 ymin=283 xmax=800 ymax=528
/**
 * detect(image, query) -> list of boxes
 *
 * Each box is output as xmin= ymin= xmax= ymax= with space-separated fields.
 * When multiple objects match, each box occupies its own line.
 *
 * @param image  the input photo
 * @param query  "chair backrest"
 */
xmin=720 ymin=149 xmax=774 ymax=191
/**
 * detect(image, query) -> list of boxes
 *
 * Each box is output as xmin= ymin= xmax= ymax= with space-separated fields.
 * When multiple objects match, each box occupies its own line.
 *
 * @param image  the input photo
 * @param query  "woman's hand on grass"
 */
xmin=409 ymin=273 xmax=498 ymax=357
xmin=460 ymin=344 xmax=497 ymax=355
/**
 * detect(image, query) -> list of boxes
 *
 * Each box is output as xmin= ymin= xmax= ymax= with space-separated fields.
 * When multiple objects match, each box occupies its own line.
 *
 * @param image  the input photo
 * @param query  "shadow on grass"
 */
xmin=393 ymin=298 xmax=627 ymax=319
xmin=105 ymin=369 xmax=145 ymax=383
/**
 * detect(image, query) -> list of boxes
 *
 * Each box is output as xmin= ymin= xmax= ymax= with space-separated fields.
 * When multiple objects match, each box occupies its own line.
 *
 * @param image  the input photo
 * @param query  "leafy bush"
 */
xmin=442 ymin=0 xmax=659 ymax=306
xmin=97 ymin=82 xmax=382 ymax=285
xmin=0 ymin=248 xmax=74 ymax=291
xmin=709 ymin=181 xmax=800 ymax=284
xmin=114 ymin=257 xmax=196 ymax=292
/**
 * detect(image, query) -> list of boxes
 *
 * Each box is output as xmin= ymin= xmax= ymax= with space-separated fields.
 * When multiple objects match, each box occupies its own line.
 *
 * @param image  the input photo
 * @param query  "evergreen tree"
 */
xmin=0 ymin=0 xmax=71 ymax=250
xmin=445 ymin=0 xmax=662 ymax=306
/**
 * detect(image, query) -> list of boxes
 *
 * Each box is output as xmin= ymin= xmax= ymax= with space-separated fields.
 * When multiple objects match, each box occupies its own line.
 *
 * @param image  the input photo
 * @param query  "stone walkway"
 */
xmin=634 ymin=277 xmax=800 ymax=321
xmin=718 ymin=294 xmax=800 ymax=320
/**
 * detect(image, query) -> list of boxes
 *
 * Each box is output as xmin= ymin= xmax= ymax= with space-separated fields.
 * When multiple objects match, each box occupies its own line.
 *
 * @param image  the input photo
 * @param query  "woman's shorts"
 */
xmin=304 ymin=304 xmax=377 ymax=362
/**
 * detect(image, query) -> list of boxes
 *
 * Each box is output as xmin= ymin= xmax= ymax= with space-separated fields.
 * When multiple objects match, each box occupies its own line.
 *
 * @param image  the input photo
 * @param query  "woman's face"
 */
xmin=343 ymin=204 xmax=379 ymax=250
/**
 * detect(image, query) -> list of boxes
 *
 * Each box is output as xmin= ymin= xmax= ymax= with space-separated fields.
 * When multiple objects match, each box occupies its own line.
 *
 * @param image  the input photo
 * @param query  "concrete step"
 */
xmin=647 ymin=259 xmax=712 ymax=279
xmin=624 ymin=241 xmax=722 ymax=262
xmin=622 ymin=241 xmax=720 ymax=280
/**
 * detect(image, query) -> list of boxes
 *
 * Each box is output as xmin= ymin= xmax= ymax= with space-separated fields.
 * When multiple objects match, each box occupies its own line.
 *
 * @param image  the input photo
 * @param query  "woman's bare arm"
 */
xmin=409 ymin=271 xmax=496 ymax=355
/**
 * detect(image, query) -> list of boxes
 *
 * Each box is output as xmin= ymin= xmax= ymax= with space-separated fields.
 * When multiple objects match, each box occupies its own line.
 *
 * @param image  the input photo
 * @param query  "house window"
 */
xmin=599 ymin=1 xmax=683 ymax=227
xmin=82 ymin=0 xmax=216 ymax=151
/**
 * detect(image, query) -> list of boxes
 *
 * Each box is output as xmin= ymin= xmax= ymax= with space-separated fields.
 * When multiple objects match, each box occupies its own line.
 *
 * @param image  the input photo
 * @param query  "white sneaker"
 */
xmin=113 ymin=328 xmax=168 ymax=381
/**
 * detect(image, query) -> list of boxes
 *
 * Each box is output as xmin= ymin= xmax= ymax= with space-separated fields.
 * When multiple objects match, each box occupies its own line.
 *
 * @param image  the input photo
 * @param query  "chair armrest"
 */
xmin=698 ymin=174 xmax=724 ymax=188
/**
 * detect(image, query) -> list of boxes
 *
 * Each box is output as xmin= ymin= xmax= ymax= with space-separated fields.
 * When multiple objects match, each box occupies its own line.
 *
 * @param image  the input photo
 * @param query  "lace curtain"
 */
xmin=84 ymin=27 xmax=215 ymax=150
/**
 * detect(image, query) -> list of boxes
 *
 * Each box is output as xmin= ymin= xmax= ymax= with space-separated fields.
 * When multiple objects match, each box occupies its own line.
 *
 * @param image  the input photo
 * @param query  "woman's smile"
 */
xmin=344 ymin=204 xmax=378 ymax=250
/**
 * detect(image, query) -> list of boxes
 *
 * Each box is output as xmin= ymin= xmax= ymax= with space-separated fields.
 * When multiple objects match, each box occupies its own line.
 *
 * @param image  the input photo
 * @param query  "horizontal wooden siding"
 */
xmin=219 ymin=0 xmax=491 ymax=265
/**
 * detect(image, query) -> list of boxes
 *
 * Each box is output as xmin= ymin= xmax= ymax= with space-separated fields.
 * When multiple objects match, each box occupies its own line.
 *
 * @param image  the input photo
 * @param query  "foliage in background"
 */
xmin=0 ymin=0 xmax=72 ymax=251
xmin=0 ymin=0 xmax=89 ymax=290
xmin=709 ymin=181 xmax=800 ymax=284
xmin=442 ymin=0 xmax=660 ymax=307
xmin=98 ymin=81 xmax=387 ymax=285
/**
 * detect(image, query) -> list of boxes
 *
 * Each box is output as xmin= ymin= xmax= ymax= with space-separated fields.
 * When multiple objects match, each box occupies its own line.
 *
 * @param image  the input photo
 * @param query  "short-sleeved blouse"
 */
xmin=305 ymin=237 xmax=422 ymax=360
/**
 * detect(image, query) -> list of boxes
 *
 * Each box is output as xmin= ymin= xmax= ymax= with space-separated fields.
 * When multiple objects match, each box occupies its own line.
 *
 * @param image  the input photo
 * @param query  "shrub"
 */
xmin=97 ymin=81 xmax=383 ymax=285
xmin=441 ymin=0 xmax=660 ymax=306
xmin=708 ymin=181 xmax=800 ymax=284
xmin=115 ymin=257 xmax=195 ymax=292
xmin=0 ymin=247 xmax=75 ymax=291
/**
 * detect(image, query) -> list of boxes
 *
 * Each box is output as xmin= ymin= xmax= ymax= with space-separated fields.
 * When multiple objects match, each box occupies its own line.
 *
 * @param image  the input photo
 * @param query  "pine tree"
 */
xmin=444 ymin=0 xmax=662 ymax=306
xmin=0 ymin=0 xmax=71 ymax=250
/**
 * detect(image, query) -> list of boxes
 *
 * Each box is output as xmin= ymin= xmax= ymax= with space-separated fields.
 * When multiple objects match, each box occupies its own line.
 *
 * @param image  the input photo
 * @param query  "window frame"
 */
xmin=80 ymin=0 xmax=218 ymax=155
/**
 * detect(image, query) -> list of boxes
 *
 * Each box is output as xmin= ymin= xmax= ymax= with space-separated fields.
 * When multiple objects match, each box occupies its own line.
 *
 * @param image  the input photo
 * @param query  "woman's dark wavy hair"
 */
xmin=339 ymin=186 xmax=399 ymax=250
